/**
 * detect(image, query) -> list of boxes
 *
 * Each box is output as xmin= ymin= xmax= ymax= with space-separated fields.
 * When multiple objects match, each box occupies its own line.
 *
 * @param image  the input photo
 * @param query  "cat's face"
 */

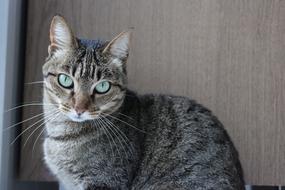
xmin=43 ymin=16 xmax=130 ymax=122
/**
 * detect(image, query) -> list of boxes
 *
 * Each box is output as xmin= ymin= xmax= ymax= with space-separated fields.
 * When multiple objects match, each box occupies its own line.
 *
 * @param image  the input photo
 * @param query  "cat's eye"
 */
xmin=94 ymin=81 xmax=111 ymax=94
xmin=58 ymin=74 xmax=73 ymax=89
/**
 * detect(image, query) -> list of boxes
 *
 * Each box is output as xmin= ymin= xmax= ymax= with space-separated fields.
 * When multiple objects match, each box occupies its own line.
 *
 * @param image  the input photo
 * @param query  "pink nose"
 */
xmin=74 ymin=107 xmax=86 ymax=115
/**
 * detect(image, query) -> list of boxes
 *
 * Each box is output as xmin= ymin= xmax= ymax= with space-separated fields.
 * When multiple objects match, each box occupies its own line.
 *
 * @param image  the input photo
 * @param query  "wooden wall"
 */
xmin=20 ymin=0 xmax=285 ymax=185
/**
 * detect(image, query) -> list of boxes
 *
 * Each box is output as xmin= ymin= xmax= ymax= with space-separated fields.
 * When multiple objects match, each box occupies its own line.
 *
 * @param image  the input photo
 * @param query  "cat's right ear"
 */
xmin=48 ymin=15 xmax=77 ymax=57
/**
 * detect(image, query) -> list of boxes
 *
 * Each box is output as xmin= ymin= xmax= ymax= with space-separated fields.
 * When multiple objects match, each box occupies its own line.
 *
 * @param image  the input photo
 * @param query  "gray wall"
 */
xmin=0 ymin=0 xmax=9 ymax=184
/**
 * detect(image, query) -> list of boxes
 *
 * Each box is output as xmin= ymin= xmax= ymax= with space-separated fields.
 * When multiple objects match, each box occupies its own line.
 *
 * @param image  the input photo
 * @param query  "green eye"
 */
xmin=95 ymin=81 xmax=111 ymax=94
xmin=58 ymin=74 xmax=73 ymax=88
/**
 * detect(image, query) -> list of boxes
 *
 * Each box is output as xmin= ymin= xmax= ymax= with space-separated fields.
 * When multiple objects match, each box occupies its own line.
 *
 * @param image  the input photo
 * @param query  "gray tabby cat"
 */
xmin=43 ymin=15 xmax=244 ymax=190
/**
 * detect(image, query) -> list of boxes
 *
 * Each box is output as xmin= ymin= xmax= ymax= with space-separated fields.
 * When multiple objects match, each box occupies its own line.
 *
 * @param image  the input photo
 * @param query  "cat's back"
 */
xmin=138 ymin=93 xmax=224 ymax=135
xmin=131 ymin=93 xmax=244 ymax=190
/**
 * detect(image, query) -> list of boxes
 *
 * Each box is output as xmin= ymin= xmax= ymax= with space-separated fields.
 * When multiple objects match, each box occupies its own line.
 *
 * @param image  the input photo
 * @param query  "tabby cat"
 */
xmin=43 ymin=15 xmax=244 ymax=190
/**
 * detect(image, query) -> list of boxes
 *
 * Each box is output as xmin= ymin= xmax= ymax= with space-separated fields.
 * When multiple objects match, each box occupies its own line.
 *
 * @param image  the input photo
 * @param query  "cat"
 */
xmin=42 ymin=15 xmax=245 ymax=190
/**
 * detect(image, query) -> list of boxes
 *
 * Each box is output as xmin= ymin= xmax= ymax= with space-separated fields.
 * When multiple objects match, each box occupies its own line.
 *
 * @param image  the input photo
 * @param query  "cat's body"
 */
xmin=44 ymin=90 xmax=244 ymax=190
xmin=43 ymin=16 xmax=244 ymax=190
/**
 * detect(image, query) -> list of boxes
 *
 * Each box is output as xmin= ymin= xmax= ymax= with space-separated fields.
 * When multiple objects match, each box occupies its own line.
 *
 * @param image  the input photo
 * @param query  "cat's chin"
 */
xmin=68 ymin=115 xmax=99 ymax=123
xmin=69 ymin=117 xmax=87 ymax=123
xmin=65 ymin=112 xmax=98 ymax=123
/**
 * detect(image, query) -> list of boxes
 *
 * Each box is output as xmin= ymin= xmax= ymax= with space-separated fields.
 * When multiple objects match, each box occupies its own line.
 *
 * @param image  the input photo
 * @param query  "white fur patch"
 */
xmin=54 ymin=23 xmax=72 ymax=46
xmin=111 ymin=58 xmax=123 ymax=71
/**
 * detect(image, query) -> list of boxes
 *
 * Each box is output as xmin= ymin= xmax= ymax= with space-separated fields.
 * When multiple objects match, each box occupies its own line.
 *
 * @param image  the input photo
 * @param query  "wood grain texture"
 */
xmin=20 ymin=0 xmax=285 ymax=185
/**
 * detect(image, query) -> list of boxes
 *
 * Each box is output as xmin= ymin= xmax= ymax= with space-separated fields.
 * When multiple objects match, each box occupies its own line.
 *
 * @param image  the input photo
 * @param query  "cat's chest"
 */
xmin=43 ymin=136 xmax=99 ymax=172
xmin=43 ymin=136 xmax=132 ymax=189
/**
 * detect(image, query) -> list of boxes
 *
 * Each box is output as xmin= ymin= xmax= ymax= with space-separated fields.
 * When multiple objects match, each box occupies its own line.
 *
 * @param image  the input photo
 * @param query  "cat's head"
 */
xmin=43 ymin=15 xmax=130 ymax=122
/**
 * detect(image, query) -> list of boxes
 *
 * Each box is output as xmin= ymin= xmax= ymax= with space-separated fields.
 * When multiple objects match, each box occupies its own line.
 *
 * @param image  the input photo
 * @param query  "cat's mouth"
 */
xmin=64 ymin=109 xmax=100 ymax=122
xmin=69 ymin=114 xmax=86 ymax=122
xmin=58 ymin=104 xmax=100 ymax=122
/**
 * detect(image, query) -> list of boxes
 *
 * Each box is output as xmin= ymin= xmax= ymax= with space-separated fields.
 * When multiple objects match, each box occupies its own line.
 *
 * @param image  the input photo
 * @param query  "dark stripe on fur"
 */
xmin=91 ymin=64 xmax=96 ymax=79
xmin=96 ymin=69 xmax=102 ymax=80
xmin=71 ymin=65 xmax=77 ymax=77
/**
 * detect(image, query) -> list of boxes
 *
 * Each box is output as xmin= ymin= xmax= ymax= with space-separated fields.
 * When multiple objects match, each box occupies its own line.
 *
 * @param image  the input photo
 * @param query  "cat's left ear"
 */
xmin=103 ymin=31 xmax=131 ymax=60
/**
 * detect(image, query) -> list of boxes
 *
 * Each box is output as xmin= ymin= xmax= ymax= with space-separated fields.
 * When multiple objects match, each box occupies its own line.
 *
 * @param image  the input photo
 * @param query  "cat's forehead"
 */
xmin=73 ymin=39 xmax=106 ymax=63
xmin=59 ymin=39 xmax=108 ymax=80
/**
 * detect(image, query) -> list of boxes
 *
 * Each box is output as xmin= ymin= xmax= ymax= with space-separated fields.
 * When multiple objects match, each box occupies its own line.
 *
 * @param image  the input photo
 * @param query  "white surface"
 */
xmin=0 ymin=0 xmax=10 ymax=189
xmin=0 ymin=0 xmax=25 ymax=189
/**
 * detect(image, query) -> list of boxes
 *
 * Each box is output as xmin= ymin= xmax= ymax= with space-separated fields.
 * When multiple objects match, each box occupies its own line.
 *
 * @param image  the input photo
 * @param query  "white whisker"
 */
xmin=100 ymin=118 xmax=128 ymax=161
xmin=24 ymin=111 xmax=61 ymax=148
xmin=93 ymin=120 xmax=101 ymax=144
xmin=96 ymin=119 xmax=116 ymax=162
xmin=25 ymin=81 xmax=46 ymax=85
xmin=9 ymin=110 xmax=59 ymax=146
xmin=5 ymin=103 xmax=57 ymax=112
xmin=98 ymin=117 xmax=123 ymax=164
xmin=4 ymin=108 xmax=56 ymax=132
xmin=101 ymin=113 xmax=146 ymax=134
xmin=118 ymin=112 xmax=134 ymax=121
xmin=32 ymin=112 xmax=61 ymax=154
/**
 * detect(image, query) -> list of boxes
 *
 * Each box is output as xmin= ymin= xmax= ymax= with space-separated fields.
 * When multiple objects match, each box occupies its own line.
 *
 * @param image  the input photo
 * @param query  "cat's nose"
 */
xmin=73 ymin=93 xmax=90 ymax=116
xmin=74 ymin=107 xmax=86 ymax=116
